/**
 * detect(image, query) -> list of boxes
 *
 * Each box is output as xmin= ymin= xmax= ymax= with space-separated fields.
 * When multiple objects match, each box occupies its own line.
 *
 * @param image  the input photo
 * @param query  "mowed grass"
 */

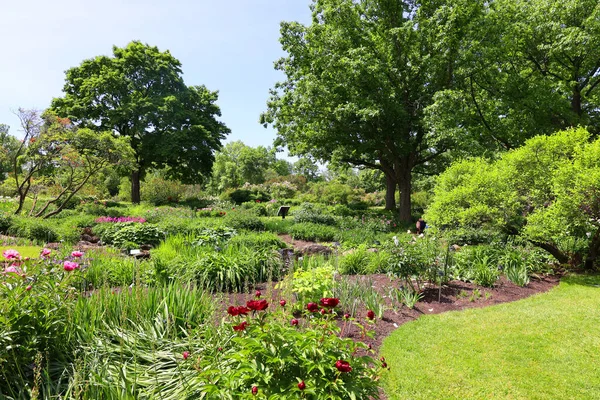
xmin=381 ymin=274 xmax=600 ymax=400
xmin=0 ymin=245 xmax=43 ymax=259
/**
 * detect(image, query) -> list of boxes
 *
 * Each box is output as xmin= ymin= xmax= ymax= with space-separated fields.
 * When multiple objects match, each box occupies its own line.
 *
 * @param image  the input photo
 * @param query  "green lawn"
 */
xmin=381 ymin=274 xmax=600 ymax=400
xmin=0 ymin=245 xmax=43 ymax=259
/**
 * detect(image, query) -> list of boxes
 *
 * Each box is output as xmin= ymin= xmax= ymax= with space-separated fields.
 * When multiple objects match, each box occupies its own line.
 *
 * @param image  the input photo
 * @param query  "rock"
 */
xmin=140 ymin=244 xmax=153 ymax=251
xmin=45 ymin=242 xmax=61 ymax=250
xmin=294 ymin=244 xmax=332 ymax=257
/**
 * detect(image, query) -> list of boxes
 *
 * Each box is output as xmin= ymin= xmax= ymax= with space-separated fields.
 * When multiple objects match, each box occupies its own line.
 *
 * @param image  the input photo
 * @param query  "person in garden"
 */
xmin=416 ymin=217 xmax=426 ymax=234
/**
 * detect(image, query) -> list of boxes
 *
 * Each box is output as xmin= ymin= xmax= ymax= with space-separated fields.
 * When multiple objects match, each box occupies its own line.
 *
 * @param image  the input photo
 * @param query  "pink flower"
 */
xmin=291 ymin=319 xmax=299 ymax=326
xmin=2 ymin=249 xmax=20 ymax=260
xmin=63 ymin=261 xmax=79 ymax=271
xmin=41 ymin=248 xmax=52 ymax=257
xmin=4 ymin=265 xmax=21 ymax=275
xmin=26 ymin=285 xmax=32 ymax=291
xmin=255 ymin=290 xmax=261 ymax=298
xmin=71 ymin=251 xmax=84 ymax=258
xmin=252 ymin=386 xmax=258 ymax=395
xmin=279 ymin=299 xmax=286 ymax=307
xmin=183 ymin=351 xmax=190 ymax=360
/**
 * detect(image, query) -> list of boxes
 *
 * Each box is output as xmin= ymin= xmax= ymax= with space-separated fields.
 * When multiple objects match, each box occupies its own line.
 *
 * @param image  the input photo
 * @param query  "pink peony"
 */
xmin=41 ymin=248 xmax=52 ymax=257
xmin=71 ymin=251 xmax=84 ymax=258
xmin=4 ymin=265 xmax=21 ymax=275
xmin=63 ymin=261 xmax=79 ymax=271
xmin=2 ymin=249 xmax=20 ymax=260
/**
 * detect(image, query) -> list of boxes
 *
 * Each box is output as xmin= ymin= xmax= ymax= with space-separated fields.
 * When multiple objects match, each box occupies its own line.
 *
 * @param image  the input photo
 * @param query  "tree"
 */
xmin=292 ymin=157 xmax=320 ymax=182
xmin=427 ymin=0 xmax=600 ymax=153
xmin=9 ymin=110 xmax=133 ymax=217
xmin=262 ymin=0 xmax=483 ymax=221
xmin=51 ymin=41 xmax=230 ymax=203
xmin=0 ymin=124 xmax=20 ymax=183
xmin=209 ymin=141 xmax=289 ymax=192
xmin=426 ymin=128 xmax=600 ymax=269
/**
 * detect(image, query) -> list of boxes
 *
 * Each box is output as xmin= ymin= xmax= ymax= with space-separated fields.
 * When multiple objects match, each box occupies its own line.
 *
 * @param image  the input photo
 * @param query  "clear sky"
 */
xmin=0 ymin=0 xmax=312 ymax=154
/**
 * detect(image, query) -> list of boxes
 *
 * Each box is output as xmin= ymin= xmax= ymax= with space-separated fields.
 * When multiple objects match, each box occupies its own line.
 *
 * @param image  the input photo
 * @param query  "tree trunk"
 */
xmin=397 ymin=171 xmax=412 ymax=222
xmin=584 ymin=230 xmax=600 ymax=270
xmin=529 ymin=240 xmax=569 ymax=264
xmin=384 ymin=172 xmax=397 ymax=211
xmin=572 ymin=86 xmax=582 ymax=116
xmin=131 ymin=170 xmax=141 ymax=204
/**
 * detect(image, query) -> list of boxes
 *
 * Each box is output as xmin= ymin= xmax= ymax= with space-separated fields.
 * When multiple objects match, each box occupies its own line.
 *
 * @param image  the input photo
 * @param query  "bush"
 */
xmin=289 ymin=222 xmax=337 ymax=242
xmin=222 ymin=188 xmax=270 ymax=204
xmin=294 ymin=207 xmax=337 ymax=226
xmin=100 ymin=222 xmax=164 ymax=248
xmin=228 ymin=232 xmax=287 ymax=250
xmin=0 ymin=212 xmax=12 ymax=233
xmin=339 ymin=245 xmax=371 ymax=275
xmin=8 ymin=218 xmax=59 ymax=243
xmin=223 ymin=211 xmax=265 ymax=231
xmin=141 ymin=173 xmax=187 ymax=205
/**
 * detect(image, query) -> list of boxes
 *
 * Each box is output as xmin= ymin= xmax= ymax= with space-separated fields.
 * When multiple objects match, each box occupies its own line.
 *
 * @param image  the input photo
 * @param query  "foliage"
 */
xmin=228 ymin=232 xmax=287 ymax=250
xmin=7 ymin=217 xmax=59 ymax=243
xmin=223 ymin=211 xmax=266 ymax=231
xmin=426 ymin=128 xmax=600 ymax=269
xmin=98 ymin=222 xmax=164 ymax=248
xmin=262 ymin=0 xmax=484 ymax=218
xmin=141 ymin=170 xmax=188 ymax=205
xmin=390 ymin=287 xmax=424 ymax=310
xmin=289 ymin=223 xmax=337 ymax=242
xmin=339 ymin=245 xmax=371 ymax=275
xmin=51 ymin=41 xmax=230 ymax=202
xmin=293 ymin=203 xmax=337 ymax=226
xmin=281 ymin=263 xmax=335 ymax=305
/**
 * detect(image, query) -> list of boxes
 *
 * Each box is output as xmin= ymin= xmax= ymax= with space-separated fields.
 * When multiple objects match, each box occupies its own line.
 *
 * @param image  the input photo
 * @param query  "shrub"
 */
xmin=339 ymin=245 xmax=371 ymax=275
xmin=280 ymin=263 xmax=335 ymax=305
xmin=223 ymin=211 xmax=265 ymax=231
xmin=8 ymin=218 xmax=59 ymax=243
xmin=228 ymin=231 xmax=287 ymax=250
xmin=289 ymin=223 xmax=337 ymax=242
xmin=99 ymin=222 xmax=164 ymax=247
xmin=293 ymin=203 xmax=337 ymax=225
xmin=0 ymin=212 xmax=12 ymax=233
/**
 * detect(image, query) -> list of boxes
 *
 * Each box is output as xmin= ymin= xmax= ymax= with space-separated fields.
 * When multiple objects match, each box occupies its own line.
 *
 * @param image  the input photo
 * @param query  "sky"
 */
xmin=0 ymin=0 xmax=312 ymax=156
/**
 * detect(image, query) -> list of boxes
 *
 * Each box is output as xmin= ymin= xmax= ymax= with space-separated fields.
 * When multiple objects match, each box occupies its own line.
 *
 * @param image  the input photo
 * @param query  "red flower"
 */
xmin=26 ymin=285 xmax=32 ymax=291
xmin=279 ymin=299 xmax=286 ymax=307
xmin=320 ymin=308 xmax=326 ymax=315
xmin=298 ymin=381 xmax=306 ymax=390
xmin=227 ymin=306 xmax=239 ymax=316
xmin=343 ymin=313 xmax=350 ymax=319
xmin=255 ymin=290 xmax=261 ymax=298
xmin=319 ymin=297 xmax=340 ymax=308
xmin=236 ymin=306 xmax=250 ymax=315
xmin=233 ymin=321 xmax=248 ymax=331
xmin=291 ymin=318 xmax=299 ymax=326
xmin=335 ymin=360 xmax=352 ymax=373
xmin=183 ymin=351 xmax=190 ymax=360
xmin=367 ymin=310 xmax=375 ymax=320
xmin=252 ymin=386 xmax=258 ymax=395
xmin=306 ymin=302 xmax=319 ymax=312
xmin=246 ymin=299 xmax=268 ymax=311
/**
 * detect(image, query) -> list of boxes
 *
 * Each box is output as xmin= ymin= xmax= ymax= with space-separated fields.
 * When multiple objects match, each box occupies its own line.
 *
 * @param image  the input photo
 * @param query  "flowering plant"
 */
xmin=196 ymin=298 xmax=384 ymax=399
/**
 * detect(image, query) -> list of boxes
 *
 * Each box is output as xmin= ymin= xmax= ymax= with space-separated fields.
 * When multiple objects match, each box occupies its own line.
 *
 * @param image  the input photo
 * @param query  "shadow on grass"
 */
xmin=562 ymin=272 xmax=600 ymax=287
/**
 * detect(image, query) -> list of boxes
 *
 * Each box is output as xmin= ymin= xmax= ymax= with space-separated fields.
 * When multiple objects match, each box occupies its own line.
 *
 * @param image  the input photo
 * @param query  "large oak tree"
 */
xmin=262 ymin=0 xmax=482 ymax=221
xmin=51 ymin=41 xmax=230 ymax=203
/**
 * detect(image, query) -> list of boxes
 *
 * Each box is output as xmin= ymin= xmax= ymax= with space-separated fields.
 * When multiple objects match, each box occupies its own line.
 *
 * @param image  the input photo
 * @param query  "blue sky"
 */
xmin=0 ymin=0 xmax=311 ymax=154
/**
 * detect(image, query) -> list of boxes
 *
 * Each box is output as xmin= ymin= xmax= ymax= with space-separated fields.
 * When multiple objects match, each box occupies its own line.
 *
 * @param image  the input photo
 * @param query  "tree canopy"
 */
xmin=261 ymin=0 xmax=485 ymax=221
xmin=51 ymin=41 xmax=230 ymax=203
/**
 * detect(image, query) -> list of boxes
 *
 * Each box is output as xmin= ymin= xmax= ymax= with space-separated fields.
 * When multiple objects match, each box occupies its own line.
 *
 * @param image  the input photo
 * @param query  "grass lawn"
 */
xmin=0 ymin=245 xmax=43 ymax=259
xmin=381 ymin=274 xmax=600 ymax=400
